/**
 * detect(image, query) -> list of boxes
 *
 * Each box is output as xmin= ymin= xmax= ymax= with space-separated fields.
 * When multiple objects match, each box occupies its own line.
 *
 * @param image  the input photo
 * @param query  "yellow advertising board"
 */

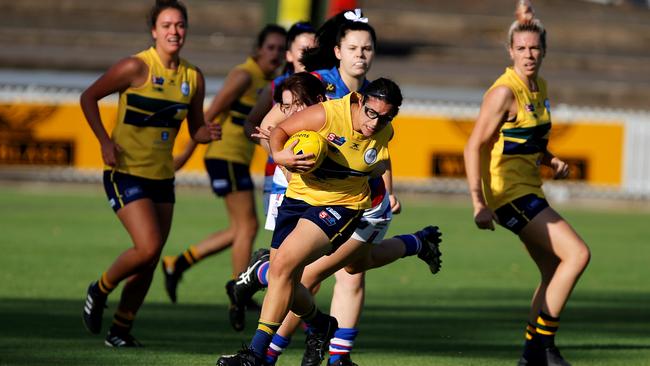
xmin=0 ymin=102 xmax=623 ymax=185
xmin=388 ymin=115 xmax=623 ymax=185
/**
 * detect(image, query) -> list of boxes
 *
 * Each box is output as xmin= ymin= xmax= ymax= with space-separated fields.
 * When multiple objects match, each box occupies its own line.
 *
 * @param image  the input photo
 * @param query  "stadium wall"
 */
xmin=0 ymin=88 xmax=648 ymax=199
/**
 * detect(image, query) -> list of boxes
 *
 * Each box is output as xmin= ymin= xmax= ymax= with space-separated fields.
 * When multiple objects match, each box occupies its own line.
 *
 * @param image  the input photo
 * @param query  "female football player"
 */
xmin=464 ymin=3 xmax=590 ymax=365
xmin=160 ymin=24 xmax=286 ymax=309
xmin=216 ymin=77 xmax=403 ymax=366
xmin=80 ymin=0 xmax=220 ymax=347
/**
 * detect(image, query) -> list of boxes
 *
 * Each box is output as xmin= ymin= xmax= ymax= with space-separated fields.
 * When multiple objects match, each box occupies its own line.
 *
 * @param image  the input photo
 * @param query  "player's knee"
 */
xmin=235 ymin=216 xmax=258 ymax=238
xmin=135 ymin=244 xmax=161 ymax=267
xmin=245 ymin=217 xmax=259 ymax=235
xmin=335 ymin=271 xmax=364 ymax=291
xmin=268 ymin=255 xmax=299 ymax=282
xmin=572 ymin=243 xmax=591 ymax=272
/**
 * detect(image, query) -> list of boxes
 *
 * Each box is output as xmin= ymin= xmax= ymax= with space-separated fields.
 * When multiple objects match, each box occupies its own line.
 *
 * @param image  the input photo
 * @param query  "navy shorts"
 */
xmin=271 ymin=197 xmax=362 ymax=252
xmin=103 ymin=170 xmax=175 ymax=212
xmin=205 ymin=158 xmax=254 ymax=197
xmin=494 ymin=194 xmax=549 ymax=234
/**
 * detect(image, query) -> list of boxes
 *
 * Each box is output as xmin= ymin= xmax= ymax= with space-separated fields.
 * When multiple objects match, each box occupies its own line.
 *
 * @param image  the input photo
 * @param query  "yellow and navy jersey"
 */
xmin=286 ymin=92 xmax=392 ymax=210
xmin=204 ymin=57 xmax=271 ymax=165
xmin=482 ymin=67 xmax=552 ymax=209
xmin=110 ymin=47 xmax=197 ymax=179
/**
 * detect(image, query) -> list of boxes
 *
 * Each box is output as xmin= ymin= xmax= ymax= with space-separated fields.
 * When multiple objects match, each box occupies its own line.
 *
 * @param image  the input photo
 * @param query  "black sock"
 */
xmin=109 ymin=309 xmax=134 ymax=335
xmin=174 ymin=246 xmax=200 ymax=275
xmin=535 ymin=311 xmax=560 ymax=348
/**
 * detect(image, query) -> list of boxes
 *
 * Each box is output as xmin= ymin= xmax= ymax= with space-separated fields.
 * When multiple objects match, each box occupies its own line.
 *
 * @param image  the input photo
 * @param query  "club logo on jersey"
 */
xmin=181 ymin=81 xmax=190 ymax=96
xmin=525 ymin=103 xmax=535 ymax=112
xmin=544 ymin=99 xmax=551 ymax=112
xmin=364 ymin=148 xmax=378 ymax=165
xmin=319 ymin=210 xmax=337 ymax=226
xmin=325 ymin=207 xmax=342 ymax=220
xmin=327 ymin=133 xmax=346 ymax=146
xmin=161 ymin=131 xmax=169 ymax=141
xmin=152 ymin=76 xmax=165 ymax=85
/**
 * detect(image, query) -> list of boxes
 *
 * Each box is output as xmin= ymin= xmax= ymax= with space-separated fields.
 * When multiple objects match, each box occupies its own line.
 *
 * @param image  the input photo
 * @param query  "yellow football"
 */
xmin=284 ymin=130 xmax=328 ymax=174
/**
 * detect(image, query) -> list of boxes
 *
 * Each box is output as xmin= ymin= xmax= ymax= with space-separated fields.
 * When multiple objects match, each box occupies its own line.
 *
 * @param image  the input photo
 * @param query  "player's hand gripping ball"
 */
xmin=284 ymin=130 xmax=328 ymax=174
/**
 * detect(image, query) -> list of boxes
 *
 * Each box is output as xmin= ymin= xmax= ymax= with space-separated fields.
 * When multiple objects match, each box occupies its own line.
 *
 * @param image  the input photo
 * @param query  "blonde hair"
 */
xmin=507 ymin=0 xmax=546 ymax=53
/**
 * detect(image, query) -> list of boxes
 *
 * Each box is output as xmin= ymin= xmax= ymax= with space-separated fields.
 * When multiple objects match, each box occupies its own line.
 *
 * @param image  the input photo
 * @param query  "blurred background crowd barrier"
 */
xmin=1 ymin=0 xmax=649 ymax=200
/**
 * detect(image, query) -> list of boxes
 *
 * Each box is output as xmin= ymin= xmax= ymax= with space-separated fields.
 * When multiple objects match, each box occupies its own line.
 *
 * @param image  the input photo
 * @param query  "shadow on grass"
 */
xmin=1 ymin=288 xmax=649 ymax=365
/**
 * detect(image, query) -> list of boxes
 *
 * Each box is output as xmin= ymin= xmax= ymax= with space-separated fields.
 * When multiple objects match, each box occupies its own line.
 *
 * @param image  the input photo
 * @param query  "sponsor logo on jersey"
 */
xmin=326 ymin=83 xmax=336 ymax=93
xmin=319 ymin=210 xmax=336 ymax=226
xmin=325 ymin=207 xmax=342 ymax=220
xmin=152 ymin=76 xmax=165 ymax=85
xmin=181 ymin=81 xmax=190 ymax=96
xmin=161 ymin=131 xmax=169 ymax=141
xmin=364 ymin=148 xmax=378 ymax=165
xmin=544 ymin=98 xmax=551 ymax=112
xmin=525 ymin=103 xmax=535 ymax=112
xmin=350 ymin=142 xmax=360 ymax=150
xmin=109 ymin=198 xmax=116 ymax=208
xmin=327 ymin=133 xmax=346 ymax=146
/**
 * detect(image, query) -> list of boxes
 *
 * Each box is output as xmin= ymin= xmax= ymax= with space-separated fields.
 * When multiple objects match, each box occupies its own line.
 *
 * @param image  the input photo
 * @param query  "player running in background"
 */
xmin=464 ymin=2 xmax=590 ymax=365
xmin=217 ymin=20 xmax=317 ymax=331
xmin=80 ymin=0 xmax=220 ymax=347
xmin=160 ymin=25 xmax=286 ymax=307
xmin=244 ymin=21 xmax=317 ymax=148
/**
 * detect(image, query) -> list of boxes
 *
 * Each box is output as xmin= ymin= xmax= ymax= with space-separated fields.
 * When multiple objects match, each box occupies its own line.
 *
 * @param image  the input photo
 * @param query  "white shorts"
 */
xmin=351 ymin=192 xmax=392 ymax=244
xmin=265 ymin=192 xmax=285 ymax=231
xmin=264 ymin=166 xmax=289 ymax=231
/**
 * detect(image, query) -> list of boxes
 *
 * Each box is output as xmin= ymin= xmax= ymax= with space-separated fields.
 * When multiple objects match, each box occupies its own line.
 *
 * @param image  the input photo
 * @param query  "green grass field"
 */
xmin=1 ymin=182 xmax=649 ymax=366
